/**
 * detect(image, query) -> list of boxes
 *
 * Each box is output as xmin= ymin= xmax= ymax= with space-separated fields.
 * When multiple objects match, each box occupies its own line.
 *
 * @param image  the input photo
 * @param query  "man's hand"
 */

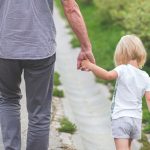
xmin=77 ymin=50 xmax=95 ymax=70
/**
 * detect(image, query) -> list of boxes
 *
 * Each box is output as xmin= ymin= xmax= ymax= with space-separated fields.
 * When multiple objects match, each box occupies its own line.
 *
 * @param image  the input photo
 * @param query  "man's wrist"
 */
xmin=81 ymin=42 xmax=92 ymax=51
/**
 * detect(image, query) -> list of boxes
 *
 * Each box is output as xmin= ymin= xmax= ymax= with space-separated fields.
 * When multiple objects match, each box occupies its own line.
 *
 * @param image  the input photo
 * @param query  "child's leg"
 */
xmin=128 ymin=139 xmax=132 ymax=150
xmin=114 ymin=138 xmax=130 ymax=150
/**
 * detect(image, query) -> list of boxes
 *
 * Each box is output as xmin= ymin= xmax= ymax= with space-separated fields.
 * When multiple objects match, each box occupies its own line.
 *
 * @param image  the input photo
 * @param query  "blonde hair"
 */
xmin=114 ymin=35 xmax=147 ymax=68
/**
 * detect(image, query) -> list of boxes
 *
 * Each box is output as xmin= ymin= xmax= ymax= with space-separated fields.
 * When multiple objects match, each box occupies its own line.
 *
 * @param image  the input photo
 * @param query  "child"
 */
xmin=81 ymin=35 xmax=150 ymax=150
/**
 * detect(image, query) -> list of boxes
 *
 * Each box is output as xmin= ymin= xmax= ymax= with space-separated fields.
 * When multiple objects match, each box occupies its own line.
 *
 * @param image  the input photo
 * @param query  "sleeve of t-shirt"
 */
xmin=146 ymin=77 xmax=150 ymax=92
xmin=113 ymin=65 xmax=124 ymax=78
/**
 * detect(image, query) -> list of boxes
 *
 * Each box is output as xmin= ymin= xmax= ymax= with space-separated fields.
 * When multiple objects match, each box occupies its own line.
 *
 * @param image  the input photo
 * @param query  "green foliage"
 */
xmin=94 ymin=0 xmax=150 ymax=36
xmin=53 ymin=87 xmax=64 ymax=98
xmin=121 ymin=1 xmax=150 ymax=39
xmin=143 ymin=126 xmax=150 ymax=134
xmin=93 ymin=0 xmax=131 ymax=24
xmin=139 ymin=134 xmax=150 ymax=150
xmin=79 ymin=0 xmax=93 ymax=5
xmin=142 ymin=98 xmax=150 ymax=133
xmin=54 ymin=72 xmax=61 ymax=86
xmin=58 ymin=117 xmax=77 ymax=134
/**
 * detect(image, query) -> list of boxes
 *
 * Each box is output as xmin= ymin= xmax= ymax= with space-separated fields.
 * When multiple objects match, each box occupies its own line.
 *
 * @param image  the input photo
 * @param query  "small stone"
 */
xmin=59 ymin=133 xmax=72 ymax=145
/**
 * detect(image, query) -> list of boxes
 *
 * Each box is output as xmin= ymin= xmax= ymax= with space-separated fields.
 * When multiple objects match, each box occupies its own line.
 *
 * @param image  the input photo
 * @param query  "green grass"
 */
xmin=53 ymin=87 xmax=64 ymax=98
xmin=53 ymin=72 xmax=64 ymax=97
xmin=142 ymin=98 xmax=150 ymax=134
xmin=58 ymin=117 xmax=77 ymax=134
xmin=139 ymin=134 xmax=150 ymax=150
xmin=54 ymin=72 xmax=61 ymax=86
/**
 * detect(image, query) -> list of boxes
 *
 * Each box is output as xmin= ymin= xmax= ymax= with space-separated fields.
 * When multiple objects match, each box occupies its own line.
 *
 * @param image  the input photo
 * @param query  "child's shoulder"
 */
xmin=140 ymin=70 xmax=149 ymax=78
xmin=114 ymin=64 xmax=149 ymax=78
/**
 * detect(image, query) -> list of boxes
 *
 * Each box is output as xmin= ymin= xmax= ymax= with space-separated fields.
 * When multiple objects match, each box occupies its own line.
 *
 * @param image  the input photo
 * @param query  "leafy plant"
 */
xmin=54 ymin=72 xmax=61 ymax=86
xmin=53 ymin=87 xmax=64 ymax=98
xmin=139 ymin=134 xmax=150 ymax=150
xmin=58 ymin=117 xmax=77 ymax=134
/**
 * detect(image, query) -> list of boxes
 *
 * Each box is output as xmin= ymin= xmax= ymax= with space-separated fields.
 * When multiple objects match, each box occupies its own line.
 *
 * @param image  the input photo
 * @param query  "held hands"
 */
xmin=81 ymin=59 xmax=92 ymax=71
xmin=77 ymin=49 xmax=95 ymax=71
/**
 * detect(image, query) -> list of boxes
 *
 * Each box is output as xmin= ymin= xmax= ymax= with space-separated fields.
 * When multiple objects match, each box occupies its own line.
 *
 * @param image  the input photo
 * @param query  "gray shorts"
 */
xmin=111 ymin=117 xmax=142 ymax=139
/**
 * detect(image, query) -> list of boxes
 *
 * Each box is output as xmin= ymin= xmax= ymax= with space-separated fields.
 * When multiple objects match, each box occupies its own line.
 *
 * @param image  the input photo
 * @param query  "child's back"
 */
xmin=111 ymin=64 xmax=150 ymax=120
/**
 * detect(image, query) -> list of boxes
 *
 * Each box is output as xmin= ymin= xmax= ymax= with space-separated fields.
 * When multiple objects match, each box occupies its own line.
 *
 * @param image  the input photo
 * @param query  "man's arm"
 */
xmin=61 ymin=0 xmax=95 ymax=69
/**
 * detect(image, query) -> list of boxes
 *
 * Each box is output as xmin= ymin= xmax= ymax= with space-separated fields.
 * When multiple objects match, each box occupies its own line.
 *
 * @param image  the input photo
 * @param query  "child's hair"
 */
xmin=114 ymin=34 xmax=147 ymax=68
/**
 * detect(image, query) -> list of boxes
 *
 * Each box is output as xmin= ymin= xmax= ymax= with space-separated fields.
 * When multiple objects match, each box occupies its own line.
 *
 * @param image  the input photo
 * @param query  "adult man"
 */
xmin=0 ymin=0 xmax=95 ymax=150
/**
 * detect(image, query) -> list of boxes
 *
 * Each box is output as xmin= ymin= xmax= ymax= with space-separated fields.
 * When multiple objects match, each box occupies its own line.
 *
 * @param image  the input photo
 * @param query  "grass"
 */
xmin=139 ymin=134 xmax=150 ymax=150
xmin=142 ymin=98 xmax=150 ymax=134
xmin=54 ymin=72 xmax=61 ymax=86
xmin=53 ymin=72 xmax=64 ymax=97
xmin=53 ymin=87 xmax=64 ymax=98
xmin=58 ymin=117 xmax=77 ymax=134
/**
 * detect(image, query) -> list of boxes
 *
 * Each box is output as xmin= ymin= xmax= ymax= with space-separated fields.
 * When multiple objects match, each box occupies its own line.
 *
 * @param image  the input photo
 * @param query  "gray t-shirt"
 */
xmin=0 ymin=0 xmax=56 ymax=59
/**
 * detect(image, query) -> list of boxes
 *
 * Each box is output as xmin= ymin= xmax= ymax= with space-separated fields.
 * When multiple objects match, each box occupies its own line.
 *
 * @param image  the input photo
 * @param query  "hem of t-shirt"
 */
xmin=111 ymin=135 xmax=141 ymax=140
xmin=111 ymin=135 xmax=130 ymax=139
xmin=0 ymin=50 xmax=56 ymax=60
xmin=111 ymin=114 xmax=142 ymax=120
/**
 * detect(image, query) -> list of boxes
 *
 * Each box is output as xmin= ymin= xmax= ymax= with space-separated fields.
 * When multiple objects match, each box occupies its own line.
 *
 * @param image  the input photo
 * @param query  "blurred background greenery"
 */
xmin=56 ymin=0 xmax=150 ymax=147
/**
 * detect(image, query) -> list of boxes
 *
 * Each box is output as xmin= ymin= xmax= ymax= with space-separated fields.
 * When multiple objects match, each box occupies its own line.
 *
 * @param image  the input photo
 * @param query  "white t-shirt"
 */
xmin=111 ymin=64 xmax=150 ymax=119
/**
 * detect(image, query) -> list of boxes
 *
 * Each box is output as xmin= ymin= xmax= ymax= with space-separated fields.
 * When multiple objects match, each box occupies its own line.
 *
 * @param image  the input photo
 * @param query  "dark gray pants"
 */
xmin=0 ymin=54 xmax=55 ymax=150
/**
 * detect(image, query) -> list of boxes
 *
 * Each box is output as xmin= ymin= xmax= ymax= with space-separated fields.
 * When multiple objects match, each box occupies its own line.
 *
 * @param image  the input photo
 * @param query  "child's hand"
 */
xmin=81 ymin=59 xmax=92 ymax=70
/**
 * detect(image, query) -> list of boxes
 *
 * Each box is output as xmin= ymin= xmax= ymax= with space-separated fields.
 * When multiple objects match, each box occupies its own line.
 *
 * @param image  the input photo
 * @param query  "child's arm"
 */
xmin=145 ymin=91 xmax=150 ymax=112
xmin=82 ymin=60 xmax=118 ymax=81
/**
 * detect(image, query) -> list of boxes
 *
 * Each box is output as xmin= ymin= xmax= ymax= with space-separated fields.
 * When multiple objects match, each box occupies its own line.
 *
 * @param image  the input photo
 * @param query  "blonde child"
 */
xmin=82 ymin=35 xmax=150 ymax=150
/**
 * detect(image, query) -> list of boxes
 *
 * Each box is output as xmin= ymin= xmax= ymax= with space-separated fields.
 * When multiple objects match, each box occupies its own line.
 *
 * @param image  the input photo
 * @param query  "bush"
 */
xmin=93 ymin=0 xmax=131 ymax=24
xmin=93 ymin=0 xmax=150 ymax=42
xmin=121 ymin=0 xmax=150 ymax=63
xmin=93 ymin=0 xmax=150 ymax=67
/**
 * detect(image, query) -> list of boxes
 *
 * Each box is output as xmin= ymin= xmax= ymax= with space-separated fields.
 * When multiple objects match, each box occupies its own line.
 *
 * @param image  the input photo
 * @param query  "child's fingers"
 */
xmin=81 ymin=60 xmax=87 ymax=66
